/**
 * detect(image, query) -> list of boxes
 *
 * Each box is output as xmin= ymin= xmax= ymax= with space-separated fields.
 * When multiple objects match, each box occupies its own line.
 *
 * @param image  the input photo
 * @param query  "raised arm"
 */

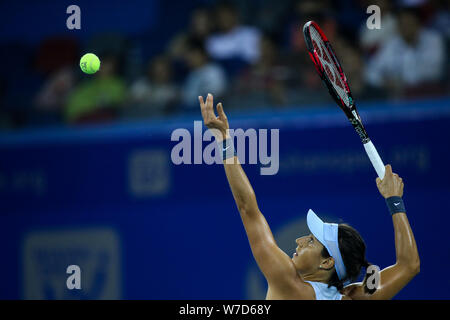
xmin=343 ymin=164 xmax=420 ymax=300
xmin=199 ymin=94 xmax=307 ymax=293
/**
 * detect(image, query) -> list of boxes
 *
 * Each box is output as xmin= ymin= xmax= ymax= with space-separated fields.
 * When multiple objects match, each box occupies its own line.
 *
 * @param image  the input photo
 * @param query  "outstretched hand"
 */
xmin=199 ymin=93 xmax=229 ymax=142
xmin=376 ymin=164 xmax=404 ymax=198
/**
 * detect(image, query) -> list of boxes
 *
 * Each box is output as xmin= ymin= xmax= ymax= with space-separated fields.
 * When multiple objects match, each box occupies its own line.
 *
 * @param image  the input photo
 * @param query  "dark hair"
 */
xmin=320 ymin=224 xmax=370 ymax=291
xmin=395 ymin=6 xmax=422 ymax=22
xmin=216 ymin=1 xmax=238 ymax=14
xmin=185 ymin=37 xmax=208 ymax=57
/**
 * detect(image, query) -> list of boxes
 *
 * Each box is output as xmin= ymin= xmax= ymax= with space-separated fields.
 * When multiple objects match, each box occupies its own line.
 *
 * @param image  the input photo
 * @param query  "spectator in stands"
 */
xmin=233 ymin=35 xmax=288 ymax=107
xmin=285 ymin=0 xmax=337 ymax=54
xmin=364 ymin=7 xmax=445 ymax=96
xmin=35 ymin=67 xmax=76 ymax=112
xmin=428 ymin=0 xmax=450 ymax=38
xmin=359 ymin=0 xmax=398 ymax=56
xmin=181 ymin=39 xmax=227 ymax=109
xmin=32 ymin=67 xmax=76 ymax=125
xmin=282 ymin=0 xmax=337 ymax=101
xmin=127 ymin=55 xmax=178 ymax=117
xmin=168 ymin=7 xmax=213 ymax=62
xmin=33 ymin=36 xmax=79 ymax=115
xmin=205 ymin=2 xmax=261 ymax=65
xmin=336 ymin=37 xmax=387 ymax=101
xmin=65 ymin=55 xmax=127 ymax=124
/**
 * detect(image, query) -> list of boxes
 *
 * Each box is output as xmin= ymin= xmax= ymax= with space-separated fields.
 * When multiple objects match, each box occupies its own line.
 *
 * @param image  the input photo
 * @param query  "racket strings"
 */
xmin=309 ymin=26 xmax=349 ymax=107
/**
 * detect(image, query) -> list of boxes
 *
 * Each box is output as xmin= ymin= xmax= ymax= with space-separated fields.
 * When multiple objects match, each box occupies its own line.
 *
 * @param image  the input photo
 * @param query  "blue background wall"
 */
xmin=1 ymin=97 xmax=450 ymax=299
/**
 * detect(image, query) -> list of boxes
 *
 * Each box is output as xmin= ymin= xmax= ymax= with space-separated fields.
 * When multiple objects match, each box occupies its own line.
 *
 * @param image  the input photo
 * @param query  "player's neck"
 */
xmin=300 ymin=271 xmax=330 ymax=284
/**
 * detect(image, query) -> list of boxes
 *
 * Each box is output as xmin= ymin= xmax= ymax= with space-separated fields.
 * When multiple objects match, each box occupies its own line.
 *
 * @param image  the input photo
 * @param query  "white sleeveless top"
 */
xmin=305 ymin=281 xmax=343 ymax=300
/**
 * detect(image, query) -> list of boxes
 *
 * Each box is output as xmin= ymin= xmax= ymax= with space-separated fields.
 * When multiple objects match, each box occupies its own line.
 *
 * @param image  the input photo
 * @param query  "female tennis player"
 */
xmin=199 ymin=93 xmax=420 ymax=300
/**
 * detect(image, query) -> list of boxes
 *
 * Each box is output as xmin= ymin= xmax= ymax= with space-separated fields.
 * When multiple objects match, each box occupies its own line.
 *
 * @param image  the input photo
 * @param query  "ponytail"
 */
xmin=362 ymin=260 xmax=377 ymax=294
xmin=323 ymin=224 xmax=369 ymax=291
xmin=362 ymin=259 xmax=370 ymax=269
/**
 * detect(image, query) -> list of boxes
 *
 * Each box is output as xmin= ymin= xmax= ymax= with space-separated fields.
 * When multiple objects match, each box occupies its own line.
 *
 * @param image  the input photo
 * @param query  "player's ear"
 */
xmin=320 ymin=257 xmax=335 ymax=271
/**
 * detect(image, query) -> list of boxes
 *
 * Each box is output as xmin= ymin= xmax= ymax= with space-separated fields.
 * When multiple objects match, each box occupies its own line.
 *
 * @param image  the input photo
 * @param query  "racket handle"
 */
xmin=363 ymin=140 xmax=385 ymax=179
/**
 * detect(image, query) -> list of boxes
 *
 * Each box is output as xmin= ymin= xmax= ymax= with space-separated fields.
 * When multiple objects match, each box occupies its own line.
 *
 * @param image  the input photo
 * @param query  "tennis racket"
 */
xmin=303 ymin=21 xmax=385 ymax=179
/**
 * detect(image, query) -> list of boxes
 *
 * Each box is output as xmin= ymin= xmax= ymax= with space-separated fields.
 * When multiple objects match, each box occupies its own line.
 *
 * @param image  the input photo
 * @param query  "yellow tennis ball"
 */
xmin=80 ymin=53 xmax=101 ymax=74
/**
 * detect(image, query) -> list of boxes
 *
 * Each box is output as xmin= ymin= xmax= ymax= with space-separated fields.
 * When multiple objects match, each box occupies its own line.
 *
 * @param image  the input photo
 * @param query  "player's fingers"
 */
xmin=217 ymin=103 xmax=227 ymax=122
xmin=385 ymin=164 xmax=392 ymax=174
xmin=376 ymin=177 xmax=381 ymax=185
xmin=206 ymin=93 xmax=216 ymax=117
xmin=199 ymin=96 xmax=206 ymax=110
xmin=199 ymin=96 xmax=206 ymax=119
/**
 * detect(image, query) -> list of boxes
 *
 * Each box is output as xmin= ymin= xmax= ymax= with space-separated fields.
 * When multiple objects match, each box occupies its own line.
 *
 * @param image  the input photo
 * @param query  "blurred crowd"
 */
xmin=0 ymin=0 xmax=448 ymax=130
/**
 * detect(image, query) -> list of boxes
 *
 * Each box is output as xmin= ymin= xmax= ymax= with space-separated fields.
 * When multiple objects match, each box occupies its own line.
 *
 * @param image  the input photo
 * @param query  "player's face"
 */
xmin=292 ymin=234 xmax=326 ymax=274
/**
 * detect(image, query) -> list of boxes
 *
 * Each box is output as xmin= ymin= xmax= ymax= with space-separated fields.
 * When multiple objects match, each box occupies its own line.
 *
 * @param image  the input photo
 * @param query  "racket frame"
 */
xmin=303 ymin=21 xmax=386 ymax=179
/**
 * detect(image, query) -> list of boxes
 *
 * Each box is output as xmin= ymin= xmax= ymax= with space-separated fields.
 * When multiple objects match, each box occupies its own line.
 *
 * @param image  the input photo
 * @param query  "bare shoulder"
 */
xmin=340 ymin=282 xmax=365 ymax=300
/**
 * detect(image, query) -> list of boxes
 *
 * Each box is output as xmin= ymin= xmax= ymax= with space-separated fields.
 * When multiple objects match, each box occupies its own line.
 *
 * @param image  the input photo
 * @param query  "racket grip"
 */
xmin=363 ymin=140 xmax=385 ymax=179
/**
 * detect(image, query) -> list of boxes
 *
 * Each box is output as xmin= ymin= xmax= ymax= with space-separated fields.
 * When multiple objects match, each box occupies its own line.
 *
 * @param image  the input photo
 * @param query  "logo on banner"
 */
xmin=128 ymin=149 xmax=170 ymax=197
xmin=22 ymin=228 xmax=121 ymax=299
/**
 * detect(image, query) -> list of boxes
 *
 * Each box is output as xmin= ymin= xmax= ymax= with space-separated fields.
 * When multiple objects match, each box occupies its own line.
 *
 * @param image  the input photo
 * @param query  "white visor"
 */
xmin=306 ymin=209 xmax=347 ymax=281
